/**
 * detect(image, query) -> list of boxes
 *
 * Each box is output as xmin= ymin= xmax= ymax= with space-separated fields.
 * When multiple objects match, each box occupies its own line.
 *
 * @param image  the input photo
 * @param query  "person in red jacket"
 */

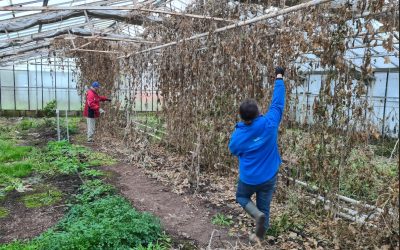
xmin=83 ymin=81 xmax=111 ymax=142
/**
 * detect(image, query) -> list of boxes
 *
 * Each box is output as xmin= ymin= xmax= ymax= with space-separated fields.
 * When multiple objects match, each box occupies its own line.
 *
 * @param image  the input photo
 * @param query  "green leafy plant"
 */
xmin=75 ymin=180 xmax=115 ymax=203
xmin=81 ymin=169 xmax=105 ymax=178
xmin=1 ymin=196 xmax=163 ymax=250
xmin=211 ymin=213 xmax=233 ymax=227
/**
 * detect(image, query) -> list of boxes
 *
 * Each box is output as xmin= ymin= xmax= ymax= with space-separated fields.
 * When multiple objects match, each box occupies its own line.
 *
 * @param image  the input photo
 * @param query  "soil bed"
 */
xmin=0 ymin=174 xmax=81 ymax=243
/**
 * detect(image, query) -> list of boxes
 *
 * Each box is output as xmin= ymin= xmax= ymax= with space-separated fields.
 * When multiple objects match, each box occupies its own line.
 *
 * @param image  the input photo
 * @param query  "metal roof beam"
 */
xmin=0 ymin=6 xmax=234 ymax=23
xmin=0 ymin=0 xmax=138 ymax=20
xmin=37 ymin=0 xmax=49 ymax=33
xmin=0 ymin=18 xmax=117 ymax=43
xmin=0 ymin=42 xmax=50 ymax=59
xmin=0 ymin=9 xmax=161 ymax=33
xmin=0 ymin=27 xmax=153 ymax=49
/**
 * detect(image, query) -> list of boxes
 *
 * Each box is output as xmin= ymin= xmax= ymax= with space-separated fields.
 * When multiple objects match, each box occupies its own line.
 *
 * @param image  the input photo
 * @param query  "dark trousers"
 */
xmin=236 ymin=173 xmax=278 ymax=230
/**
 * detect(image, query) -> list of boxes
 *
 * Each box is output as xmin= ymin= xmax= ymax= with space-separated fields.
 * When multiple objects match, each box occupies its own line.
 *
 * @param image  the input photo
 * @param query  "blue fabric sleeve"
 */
xmin=265 ymin=79 xmax=285 ymax=125
xmin=228 ymin=129 xmax=240 ymax=156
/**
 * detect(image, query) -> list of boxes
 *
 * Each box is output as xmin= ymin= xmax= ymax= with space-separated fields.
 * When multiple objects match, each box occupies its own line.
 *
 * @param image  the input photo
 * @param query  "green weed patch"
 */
xmin=21 ymin=187 xmax=62 ymax=208
xmin=0 ymin=206 xmax=8 ymax=218
xmin=211 ymin=213 xmax=233 ymax=227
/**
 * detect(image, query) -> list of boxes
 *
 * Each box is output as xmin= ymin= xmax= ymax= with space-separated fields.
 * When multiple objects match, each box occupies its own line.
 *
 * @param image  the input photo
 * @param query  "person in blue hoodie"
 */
xmin=229 ymin=66 xmax=285 ymax=240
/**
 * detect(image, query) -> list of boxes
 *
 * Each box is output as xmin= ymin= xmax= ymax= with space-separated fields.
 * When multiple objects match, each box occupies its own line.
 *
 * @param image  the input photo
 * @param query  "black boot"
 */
xmin=244 ymin=202 xmax=266 ymax=239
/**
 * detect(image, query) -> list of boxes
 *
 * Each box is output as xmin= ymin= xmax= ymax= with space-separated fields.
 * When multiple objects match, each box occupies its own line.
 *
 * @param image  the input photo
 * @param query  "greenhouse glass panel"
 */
xmin=0 ymin=88 xmax=14 ymax=109
xmin=0 ymin=70 xmax=13 ymax=87
xmin=15 ymin=88 xmax=29 ymax=110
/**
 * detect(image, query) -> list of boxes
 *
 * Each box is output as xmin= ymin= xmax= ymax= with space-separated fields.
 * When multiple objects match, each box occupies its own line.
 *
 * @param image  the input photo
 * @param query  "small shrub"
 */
xmin=43 ymin=100 xmax=57 ymax=117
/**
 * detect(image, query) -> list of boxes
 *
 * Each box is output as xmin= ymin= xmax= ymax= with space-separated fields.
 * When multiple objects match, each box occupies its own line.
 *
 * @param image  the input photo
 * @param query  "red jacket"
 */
xmin=83 ymin=89 xmax=108 ymax=118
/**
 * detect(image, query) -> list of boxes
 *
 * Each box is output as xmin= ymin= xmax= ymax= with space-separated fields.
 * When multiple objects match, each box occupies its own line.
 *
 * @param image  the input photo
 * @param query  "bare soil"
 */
xmin=0 ymin=174 xmax=81 ymax=243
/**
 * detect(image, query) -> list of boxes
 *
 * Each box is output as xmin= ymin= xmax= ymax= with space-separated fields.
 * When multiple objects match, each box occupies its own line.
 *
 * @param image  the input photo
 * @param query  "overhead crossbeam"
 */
xmin=0 ymin=27 xmax=156 ymax=50
xmin=0 ymin=6 xmax=235 ymax=23
xmin=0 ymin=9 xmax=162 ymax=33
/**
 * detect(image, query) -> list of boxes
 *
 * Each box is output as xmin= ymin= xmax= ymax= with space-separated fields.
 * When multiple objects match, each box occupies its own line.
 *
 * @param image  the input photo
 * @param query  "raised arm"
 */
xmin=265 ymin=67 xmax=286 ymax=126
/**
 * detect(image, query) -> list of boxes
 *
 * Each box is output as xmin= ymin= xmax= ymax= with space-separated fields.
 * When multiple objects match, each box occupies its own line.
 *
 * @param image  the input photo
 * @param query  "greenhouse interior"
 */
xmin=0 ymin=0 xmax=399 ymax=249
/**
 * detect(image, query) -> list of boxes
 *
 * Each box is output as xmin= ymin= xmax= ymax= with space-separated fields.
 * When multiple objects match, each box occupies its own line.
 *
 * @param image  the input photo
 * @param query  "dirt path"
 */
xmin=102 ymin=163 xmax=236 ymax=249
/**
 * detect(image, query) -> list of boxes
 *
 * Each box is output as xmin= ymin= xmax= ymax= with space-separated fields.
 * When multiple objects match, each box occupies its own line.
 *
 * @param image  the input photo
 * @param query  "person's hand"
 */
xmin=99 ymin=108 xmax=105 ymax=114
xmin=275 ymin=66 xmax=285 ymax=79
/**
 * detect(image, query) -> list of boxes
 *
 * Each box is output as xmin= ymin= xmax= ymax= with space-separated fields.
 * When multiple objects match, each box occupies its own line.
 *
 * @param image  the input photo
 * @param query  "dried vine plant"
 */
xmin=52 ymin=0 xmax=399 ymax=247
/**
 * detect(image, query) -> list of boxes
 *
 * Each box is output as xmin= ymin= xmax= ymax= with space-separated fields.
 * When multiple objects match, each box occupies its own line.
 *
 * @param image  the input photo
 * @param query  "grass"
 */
xmin=21 ymin=187 xmax=63 ymax=208
xmin=0 ymin=139 xmax=34 ymax=196
xmin=0 ymin=206 xmax=9 ymax=218
xmin=0 ymin=140 xmax=32 ymax=163
xmin=0 ymin=162 xmax=33 ymax=178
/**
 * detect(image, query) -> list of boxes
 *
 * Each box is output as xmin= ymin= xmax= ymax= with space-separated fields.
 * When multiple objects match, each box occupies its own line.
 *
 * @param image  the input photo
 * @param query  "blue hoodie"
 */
xmin=229 ymin=79 xmax=285 ymax=185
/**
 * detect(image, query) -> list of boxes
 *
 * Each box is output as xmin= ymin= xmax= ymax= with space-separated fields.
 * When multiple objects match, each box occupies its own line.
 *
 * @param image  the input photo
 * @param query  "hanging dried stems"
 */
xmin=52 ymin=0 xmax=398 ymax=247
